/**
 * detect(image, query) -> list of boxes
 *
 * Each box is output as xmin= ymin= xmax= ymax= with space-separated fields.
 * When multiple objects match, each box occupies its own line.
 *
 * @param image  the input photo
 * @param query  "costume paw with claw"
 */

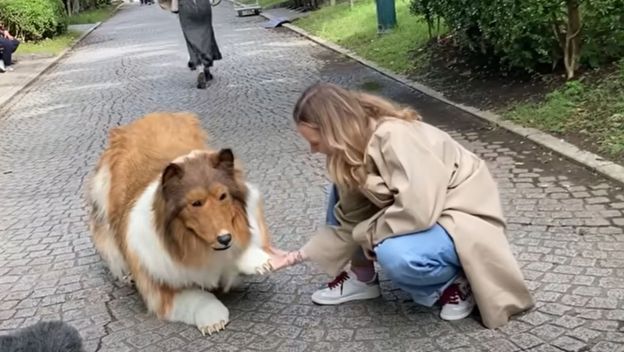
xmin=255 ymin=261 xmax=273 ymax=275
xmin=236 ymin=246 xmax=272 ymax=276
xmin=199 ymin=320 xmax=227 ymax=336
xmin=193 ymin=298 xmax=229 ymax=336
xmin=121 ymin=273 xmax=134 ymax=285
xmin=169 ymin=290 xmax=230 ymax=336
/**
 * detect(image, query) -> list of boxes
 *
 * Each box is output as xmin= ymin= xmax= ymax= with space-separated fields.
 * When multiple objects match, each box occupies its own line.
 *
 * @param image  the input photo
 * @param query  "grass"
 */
xmin=506 ymin=60 xmax=624 ymax=158
xmin=18 ymin=30 xmax=82 ymax=56
xmin=359 ymin=79 xmax=383 ymax=91
xmin=296 ymin=0 xmax=435 ymax=73
xmin=68 ymin=2 xmax=120 ymax=24
xmin=259 ymin=0 xmax=287 ymax=8
xmin=17 ymin=2 xmax=120 ymax=56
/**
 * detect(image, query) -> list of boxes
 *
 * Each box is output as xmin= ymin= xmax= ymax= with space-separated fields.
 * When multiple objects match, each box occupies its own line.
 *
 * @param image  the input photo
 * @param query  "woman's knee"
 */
xmin=377 ymin=247 xmax=458 ymax=286
xmin=375 ymin=228 xmax=460 ymax=285
xmin=375 ymin=247 xmax=414 ymax=282
xmin=376 ymin=244 xmax=431 ymax=277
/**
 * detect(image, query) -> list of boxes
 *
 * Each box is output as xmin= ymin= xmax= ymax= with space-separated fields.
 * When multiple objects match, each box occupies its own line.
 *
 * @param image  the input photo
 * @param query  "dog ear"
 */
xmin=212 ymin=148 xmax=235 ymax=174
xmin=162 ymin=163 xmax=184 ymax=186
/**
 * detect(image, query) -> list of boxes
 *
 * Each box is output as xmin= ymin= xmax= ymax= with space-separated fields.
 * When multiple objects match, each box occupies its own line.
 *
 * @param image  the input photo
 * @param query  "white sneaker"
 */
xmin=0 ymin=61 xmax=5 ymax=73
xmin=439 ymin=275 xmax=475 ymax=321
xmin=311 ymin=271 xmax=381 ymax=305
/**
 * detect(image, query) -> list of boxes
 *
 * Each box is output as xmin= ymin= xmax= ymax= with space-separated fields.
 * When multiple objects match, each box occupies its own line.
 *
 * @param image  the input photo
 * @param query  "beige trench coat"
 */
xmin=302 ymin=118 xmax=534 ymax=329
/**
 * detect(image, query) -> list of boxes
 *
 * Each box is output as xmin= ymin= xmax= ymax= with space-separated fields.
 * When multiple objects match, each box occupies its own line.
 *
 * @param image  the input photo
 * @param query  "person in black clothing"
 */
xmin=0 ymin=22 xmax=20 ymax=73
xmin=160 ymin=0 xmax=222 ymax=89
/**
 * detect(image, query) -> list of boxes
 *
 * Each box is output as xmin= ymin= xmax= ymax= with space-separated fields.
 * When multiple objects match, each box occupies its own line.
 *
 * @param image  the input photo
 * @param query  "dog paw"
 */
xmin=169 ymin=290 xmax=230 ymax=336
xmin=236 ymin=246 xmax=272 ymax=276
xmin=121 ymin=273 xmax=134 ymax=285
xmin=255 ymin=260 xmax=273 ymax=275
xmin=199 ymin=320 xmax=227 ymax=336
xmin=194 ymin=297 xmax=229 ymax=336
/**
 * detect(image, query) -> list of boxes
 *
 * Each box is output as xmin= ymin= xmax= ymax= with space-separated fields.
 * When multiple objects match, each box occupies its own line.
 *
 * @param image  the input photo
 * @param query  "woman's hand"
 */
xmin=266 ymin=247 xmax=307 ymax=272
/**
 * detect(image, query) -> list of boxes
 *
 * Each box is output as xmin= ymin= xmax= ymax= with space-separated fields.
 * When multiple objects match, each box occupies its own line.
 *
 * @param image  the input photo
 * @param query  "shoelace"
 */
xmin=439 ymin=284 xmax=465 ymax=305
xmin=327 ymin=271 xmax=350 ymax=289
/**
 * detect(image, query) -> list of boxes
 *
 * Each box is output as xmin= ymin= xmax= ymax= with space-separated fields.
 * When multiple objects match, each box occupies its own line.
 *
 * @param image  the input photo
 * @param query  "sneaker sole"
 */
xmin=311 ymin=289 xmax=381 ymax=305
xmin=439 ymin=303 xmax=475 ymax=321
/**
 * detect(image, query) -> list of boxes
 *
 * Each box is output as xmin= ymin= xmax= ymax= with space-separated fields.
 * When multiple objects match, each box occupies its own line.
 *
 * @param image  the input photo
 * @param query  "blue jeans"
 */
xmin=325 ymin=184 xmax=460 ymax=306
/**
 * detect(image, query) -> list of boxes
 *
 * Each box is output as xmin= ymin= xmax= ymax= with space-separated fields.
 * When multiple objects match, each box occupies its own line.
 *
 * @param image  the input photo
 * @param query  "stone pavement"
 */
xmin=1 ymin=3 xmax=624 ymax=352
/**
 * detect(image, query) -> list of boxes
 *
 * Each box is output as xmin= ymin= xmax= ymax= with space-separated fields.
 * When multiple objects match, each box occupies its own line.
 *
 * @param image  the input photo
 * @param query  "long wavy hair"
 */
xmin=293 ymin=82 xmax=421 ymax=188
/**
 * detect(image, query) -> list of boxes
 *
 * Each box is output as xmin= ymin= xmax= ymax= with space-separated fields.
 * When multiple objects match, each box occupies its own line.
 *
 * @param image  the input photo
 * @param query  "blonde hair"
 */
xmin=293 ymin=82 xmax=421 ymax=188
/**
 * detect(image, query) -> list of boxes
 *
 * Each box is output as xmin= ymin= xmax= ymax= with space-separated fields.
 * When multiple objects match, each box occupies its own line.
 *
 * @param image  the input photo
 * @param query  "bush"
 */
xmin=0 ymin=0 xmax=68 ymax=41
xmin=581 ymin=0 xmax=624 ymax=68
xmin=409 ymin=0 xmax=624 ymax=77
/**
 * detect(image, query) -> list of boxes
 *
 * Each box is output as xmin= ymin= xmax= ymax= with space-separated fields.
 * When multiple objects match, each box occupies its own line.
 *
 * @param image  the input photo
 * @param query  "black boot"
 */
xmin=204 ymin=67 xmax=213 ymax=81
xmin=188 ymin=61 xmax=197 ymax=71
xmin=197 ymin=72 xmax=207 ymax=89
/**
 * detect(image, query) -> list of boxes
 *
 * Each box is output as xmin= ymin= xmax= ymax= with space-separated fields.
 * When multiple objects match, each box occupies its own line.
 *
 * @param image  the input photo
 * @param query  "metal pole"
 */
xmin=375 ymin=0 xmax=397 ymax=33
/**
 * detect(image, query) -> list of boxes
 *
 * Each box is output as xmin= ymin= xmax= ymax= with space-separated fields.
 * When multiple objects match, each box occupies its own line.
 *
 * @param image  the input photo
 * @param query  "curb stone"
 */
xmin=260 ymin=13 xmax=624 ymax=185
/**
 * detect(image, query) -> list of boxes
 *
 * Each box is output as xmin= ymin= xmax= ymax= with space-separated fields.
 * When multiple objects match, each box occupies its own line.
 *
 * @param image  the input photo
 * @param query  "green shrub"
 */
xmin=0 ymin=0 xmax=68 ymax=41
xmin=581 ymin=0 xmax=624 ymax=68
xmin=409 ymin=0 xmax=624 ymax=76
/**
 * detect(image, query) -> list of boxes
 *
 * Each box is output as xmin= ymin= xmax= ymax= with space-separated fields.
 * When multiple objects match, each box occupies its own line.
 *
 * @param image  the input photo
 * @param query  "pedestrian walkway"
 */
xmin=0 ymin=24 xmax=96 ymax=110
xmin=0 ymin=2 xmax=623 ymax=351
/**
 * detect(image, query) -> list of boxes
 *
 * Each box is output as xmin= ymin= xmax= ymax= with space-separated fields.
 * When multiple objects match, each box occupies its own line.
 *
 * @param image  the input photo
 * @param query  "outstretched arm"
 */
xmin=266 ymin=248 xmax=308 ymax=271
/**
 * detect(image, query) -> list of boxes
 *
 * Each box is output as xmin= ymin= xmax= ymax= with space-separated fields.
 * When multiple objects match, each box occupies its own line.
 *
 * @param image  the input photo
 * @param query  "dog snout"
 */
xmin=217 ymin=233 xmax=232 ymax=246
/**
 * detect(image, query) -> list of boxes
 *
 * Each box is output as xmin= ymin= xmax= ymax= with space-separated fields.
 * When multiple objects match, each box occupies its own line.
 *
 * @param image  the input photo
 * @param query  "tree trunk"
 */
xmin=564 ymin=0 xmax=581 ymax=79
xmin=66 ymin=0 xmax=76 ymax=15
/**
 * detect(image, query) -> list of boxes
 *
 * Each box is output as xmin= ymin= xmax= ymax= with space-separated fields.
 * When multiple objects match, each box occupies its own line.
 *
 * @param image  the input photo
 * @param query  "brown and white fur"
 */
xmin=87 ymin=112 xmax=273 ymax=335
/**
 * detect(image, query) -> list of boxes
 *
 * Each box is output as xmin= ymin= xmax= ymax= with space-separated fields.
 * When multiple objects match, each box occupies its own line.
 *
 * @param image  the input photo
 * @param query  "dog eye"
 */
xmin=192 ymin=200 xmax=203 ymax=207
xmin=219 ymin=193 xmax=227 ymax=201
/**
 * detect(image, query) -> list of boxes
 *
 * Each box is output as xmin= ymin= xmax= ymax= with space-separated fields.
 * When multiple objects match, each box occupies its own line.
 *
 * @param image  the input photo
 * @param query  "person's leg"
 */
xmin=203 ymin=63 xmax=213 ymax=81
xmin=184 ymin=33 xmax=199 ymax=71
xmin=349 ymin=247 xmax=375 ymax=281
xmin=375 ymin=224 xmax=474 ymax=320
xmin=325 ymin=184 xmax=339 ymax=226
xmin=8 ymin=39 xmax=19 ymax=65
xmin=325 ymin=183 xmax=374 ymax=279
xmin=311 ymin=184 xmax=380 ymax=305
xmin=0 ymin=38 xmax=15 ymax=66
xmin=310 ymin=248 xmax=381 ymax=305
xmin=376 ymin=224 xmax=459 ymax=305
xmin=10 ymin=39 xmax=19 ymax=53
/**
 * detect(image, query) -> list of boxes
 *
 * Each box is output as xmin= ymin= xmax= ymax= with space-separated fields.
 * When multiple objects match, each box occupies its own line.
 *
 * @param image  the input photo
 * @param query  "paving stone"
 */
xmin=509 ymin=333 xmax=544 ymax=350
xmin=1 ymin=2 xmax=624 ymax=351
xmin=591 ymin=341 xmax=624 ymax=352
xmin=551 ymin=336 xmax=588 ymax=352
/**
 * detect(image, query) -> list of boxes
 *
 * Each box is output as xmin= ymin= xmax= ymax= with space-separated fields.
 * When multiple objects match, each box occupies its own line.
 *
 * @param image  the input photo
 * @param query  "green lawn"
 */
xmin=18 ymin=2 xmax=120 ymax=56
xmin=506 ymin=60 xmax=624 ymax=158
xmin=259 ymin=0 xmax=286 ymax=8
xmin=69 ymin=2 xmax=120 ymax=24
xmin=18 ymin=31 xmax=82 ymax=56
xmin=296 ymin=0 xmax=434 ymax=73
